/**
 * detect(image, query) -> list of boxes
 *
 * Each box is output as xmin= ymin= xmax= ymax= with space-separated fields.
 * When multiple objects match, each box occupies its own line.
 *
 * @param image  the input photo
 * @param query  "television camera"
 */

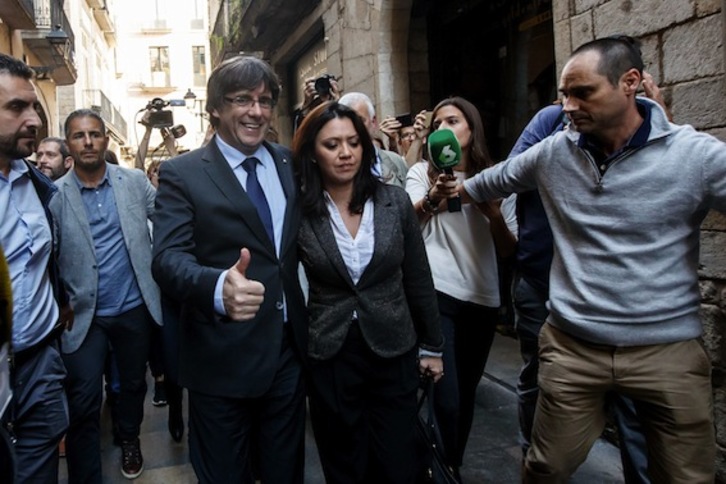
xmin=134 ymin=97 xmax=187 ymax=169
xmin=140 ymin=97 xmax=185 ymax=129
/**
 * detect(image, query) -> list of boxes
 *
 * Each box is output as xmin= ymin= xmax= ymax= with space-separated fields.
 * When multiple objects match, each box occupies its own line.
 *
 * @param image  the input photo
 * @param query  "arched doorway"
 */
xmin=417 ymin=0 xmax=555 ymax=159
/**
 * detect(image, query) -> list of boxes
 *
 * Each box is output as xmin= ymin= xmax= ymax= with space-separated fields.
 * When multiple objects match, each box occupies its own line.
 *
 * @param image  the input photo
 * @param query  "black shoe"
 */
xmin=152 ymin=381 xmax=167 ymax=407
xmin=120 ymin=438 xmax=144 ymax=479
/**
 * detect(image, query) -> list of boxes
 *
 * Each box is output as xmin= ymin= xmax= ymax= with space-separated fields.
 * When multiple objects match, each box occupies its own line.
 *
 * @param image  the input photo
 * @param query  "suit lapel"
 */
xmin=308 ymin=214 xmax=356 ymax=290
xmin=61 ymin=175 xmax=96 ymax=255
xmin=201 ymin=140 xmax=276 ymax=254
xmin=358 ymin=188 xmax=395 ymax=287
xmin=108 ymin=165 xmax=130 ymax=245
xmin=266 ymin=142 xmax=298 ymax=258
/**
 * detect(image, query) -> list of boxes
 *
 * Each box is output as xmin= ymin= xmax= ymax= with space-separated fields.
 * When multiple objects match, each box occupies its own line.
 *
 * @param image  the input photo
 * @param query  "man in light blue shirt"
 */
xmin=0 ymin=52 xmax=71 ymax=484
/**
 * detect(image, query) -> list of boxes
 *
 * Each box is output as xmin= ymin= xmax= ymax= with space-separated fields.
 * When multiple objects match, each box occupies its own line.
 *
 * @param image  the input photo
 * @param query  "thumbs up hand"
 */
xmin=222 ymin=248 xmax=265 ymax=321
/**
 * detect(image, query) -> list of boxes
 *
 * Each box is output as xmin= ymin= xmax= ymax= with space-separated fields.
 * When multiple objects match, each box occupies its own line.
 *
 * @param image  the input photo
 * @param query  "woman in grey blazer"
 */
xmin=294 ymin=102 xmax=444 ymax=483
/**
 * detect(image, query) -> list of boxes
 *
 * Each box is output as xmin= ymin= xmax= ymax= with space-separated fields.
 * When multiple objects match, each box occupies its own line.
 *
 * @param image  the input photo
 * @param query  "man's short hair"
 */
xmin=338 ymin=92 xmax=376 ymax=118
xmin=571 ymin=35 xmax=644 ymax=86
xmin=39 ymin=136 xmax=70 ymax=159
xmin=64 ymin=109 xmax=107 ymax=138
xmin=0 ymin=53 xmax=34 ymax=79
xmin=205 ymin=55 xmax=280 ymax=128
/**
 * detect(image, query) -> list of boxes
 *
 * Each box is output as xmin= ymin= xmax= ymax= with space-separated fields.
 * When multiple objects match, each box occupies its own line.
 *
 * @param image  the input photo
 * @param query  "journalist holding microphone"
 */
xmin=294 ymin=101 xmax=443 ymax=483
xmin=405 ymin=96 xmax=517 ymax=477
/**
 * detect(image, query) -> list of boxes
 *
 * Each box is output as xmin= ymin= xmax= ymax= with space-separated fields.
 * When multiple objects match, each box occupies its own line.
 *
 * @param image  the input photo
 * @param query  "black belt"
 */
xmin=12 ymin=322 xmax=64 ymax=368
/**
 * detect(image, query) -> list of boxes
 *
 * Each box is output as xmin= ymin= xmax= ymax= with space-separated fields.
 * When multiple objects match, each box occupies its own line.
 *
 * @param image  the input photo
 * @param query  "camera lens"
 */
xmin=314 ymin=76 xmax=333 ymax=96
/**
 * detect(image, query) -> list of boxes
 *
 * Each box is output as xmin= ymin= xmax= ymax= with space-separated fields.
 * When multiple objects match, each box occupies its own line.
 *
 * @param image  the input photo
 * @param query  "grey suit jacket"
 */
xmin=50 ymin=163 xmax=162 ymax=354
xmin=378 ymin=149 xmax=408 ymax=188
xmin=298 ymin=184 xmax=443 ymax=360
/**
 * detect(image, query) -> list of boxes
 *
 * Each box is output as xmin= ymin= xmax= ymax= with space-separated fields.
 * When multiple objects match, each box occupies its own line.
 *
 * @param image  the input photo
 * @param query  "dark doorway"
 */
xmin=422 ymin=0 xmax=555 ymax=159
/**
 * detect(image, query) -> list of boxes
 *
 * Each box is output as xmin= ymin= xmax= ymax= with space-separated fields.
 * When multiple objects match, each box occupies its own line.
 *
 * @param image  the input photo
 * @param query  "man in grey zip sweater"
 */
xmin=458 ymin=37 xmax=726 ymax=483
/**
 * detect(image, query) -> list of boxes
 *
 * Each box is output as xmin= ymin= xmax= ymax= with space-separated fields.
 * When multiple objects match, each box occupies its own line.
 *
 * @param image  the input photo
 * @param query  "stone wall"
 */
xmin=553 ymin=0 xmax=726 ymax=479
xmin=331 ymin=0 xmax=413 ymax=118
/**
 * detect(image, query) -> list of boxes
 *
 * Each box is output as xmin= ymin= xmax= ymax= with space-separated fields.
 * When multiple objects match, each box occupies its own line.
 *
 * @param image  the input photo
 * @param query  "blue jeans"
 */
xmin=62 ymin=304 xmax=153 ymax=483
xmin=513 ymin=276 xmax=650 ymax=484
xmin=433 ymin=292 xmax=498 ymax=468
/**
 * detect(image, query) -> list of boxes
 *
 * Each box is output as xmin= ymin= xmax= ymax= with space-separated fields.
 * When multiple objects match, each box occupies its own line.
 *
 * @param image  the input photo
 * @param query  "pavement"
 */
xmin=59 ymin=333 xmax=625 ymax=483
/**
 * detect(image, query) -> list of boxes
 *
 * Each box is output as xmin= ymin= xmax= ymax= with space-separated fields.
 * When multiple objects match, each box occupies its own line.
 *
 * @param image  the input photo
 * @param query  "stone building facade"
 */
xmin=213 ymin=0 xmax=726 ymax=478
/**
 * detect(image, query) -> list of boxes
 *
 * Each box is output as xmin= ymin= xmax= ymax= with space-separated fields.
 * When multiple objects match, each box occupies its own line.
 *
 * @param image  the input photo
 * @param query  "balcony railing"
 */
xmin=84 ymin=89 xmax=128 ymax=142
xmin=33 ymin=0 xmax=74 ymax=44
xmin=19 ymin=0 xmax=77 ymax=85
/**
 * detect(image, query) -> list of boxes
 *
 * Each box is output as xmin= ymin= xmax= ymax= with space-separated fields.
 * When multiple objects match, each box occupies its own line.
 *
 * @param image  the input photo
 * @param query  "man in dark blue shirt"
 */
xmin=50 ymin=109 xmax=162 ymax=482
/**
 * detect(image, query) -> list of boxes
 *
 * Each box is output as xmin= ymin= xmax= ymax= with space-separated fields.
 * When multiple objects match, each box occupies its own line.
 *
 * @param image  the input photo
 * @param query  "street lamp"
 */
xmin=183 ymin=88 xmax=206 ymax=133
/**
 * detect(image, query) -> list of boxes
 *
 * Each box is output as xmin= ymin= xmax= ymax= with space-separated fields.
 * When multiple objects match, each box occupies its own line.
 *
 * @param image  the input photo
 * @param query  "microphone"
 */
xmin=427 ymin=129 xmax=462 ymax=212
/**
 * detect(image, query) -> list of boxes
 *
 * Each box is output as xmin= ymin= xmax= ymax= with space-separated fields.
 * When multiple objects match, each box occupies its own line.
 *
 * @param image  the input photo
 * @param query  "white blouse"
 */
xmin=324 ymin=193 xmax=375 ymax=285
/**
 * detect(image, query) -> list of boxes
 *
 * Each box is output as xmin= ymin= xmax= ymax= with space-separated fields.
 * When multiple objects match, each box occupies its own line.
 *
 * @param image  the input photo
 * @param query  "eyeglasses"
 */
xmin=223 ymin=95 xmax=276 ymax=110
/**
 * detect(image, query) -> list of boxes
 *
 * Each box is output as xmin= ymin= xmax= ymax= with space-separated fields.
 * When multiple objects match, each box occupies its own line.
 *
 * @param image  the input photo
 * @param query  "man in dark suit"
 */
xmin=152 ymin=55 xmax=307 ymax=484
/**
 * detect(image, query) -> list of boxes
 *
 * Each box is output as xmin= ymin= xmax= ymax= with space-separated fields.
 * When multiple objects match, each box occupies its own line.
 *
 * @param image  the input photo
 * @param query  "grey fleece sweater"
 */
xmin=464 ymin=98 xmax=726 ymax=346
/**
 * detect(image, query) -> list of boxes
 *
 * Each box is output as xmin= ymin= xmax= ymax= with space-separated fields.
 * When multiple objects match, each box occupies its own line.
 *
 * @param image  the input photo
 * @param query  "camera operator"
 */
xmin=292 ymin=74 xmax=341 ymax=132
xmin=134 ymin=98 xmax=184 ymax=169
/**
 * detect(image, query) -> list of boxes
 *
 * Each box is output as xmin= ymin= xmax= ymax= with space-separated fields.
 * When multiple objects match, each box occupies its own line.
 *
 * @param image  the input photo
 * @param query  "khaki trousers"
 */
xmin=523 ymin=323 xmax=715 ymax=484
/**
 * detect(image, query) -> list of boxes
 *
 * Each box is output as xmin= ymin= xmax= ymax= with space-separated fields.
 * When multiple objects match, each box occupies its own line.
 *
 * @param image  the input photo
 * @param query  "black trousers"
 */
xmin=308 ymin=323 xmax=420 ymax=484
xmin=62 ymin=304 xmax=153 ymax=483
xmin=434 ymin=292 xmax=498 ymax=468
xmin=188 ymin=331 xmax=305 ymax=484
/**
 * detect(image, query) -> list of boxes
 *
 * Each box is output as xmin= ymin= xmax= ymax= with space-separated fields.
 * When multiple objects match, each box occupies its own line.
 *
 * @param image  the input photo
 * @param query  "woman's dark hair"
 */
xmin=292 ymin=101 xmax=379 ymax=217
xmin=427 ymin=96 xmax=493 ymax=183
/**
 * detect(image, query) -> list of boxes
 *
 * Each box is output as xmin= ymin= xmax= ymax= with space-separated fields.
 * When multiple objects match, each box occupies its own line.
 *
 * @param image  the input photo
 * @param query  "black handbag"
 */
xmin=415 ymin=378 xmax=462 ymax=484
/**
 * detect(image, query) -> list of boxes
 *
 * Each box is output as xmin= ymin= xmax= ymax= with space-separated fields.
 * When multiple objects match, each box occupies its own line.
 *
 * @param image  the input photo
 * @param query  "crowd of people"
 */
xmin=0 ymin=30 xmax=725 ymax=484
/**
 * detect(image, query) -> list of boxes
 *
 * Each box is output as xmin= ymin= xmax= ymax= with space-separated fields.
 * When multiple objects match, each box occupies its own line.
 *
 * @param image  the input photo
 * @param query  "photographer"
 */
xmin=292 ymin=74 xmax=340 ymax=132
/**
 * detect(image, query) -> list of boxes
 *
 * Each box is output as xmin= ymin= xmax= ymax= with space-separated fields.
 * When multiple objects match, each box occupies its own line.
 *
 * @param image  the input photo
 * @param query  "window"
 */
xmin=149 ymin=46 xmax=170 ymax=87
xmin=192 ymin=46 xmax=206 ymax=87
